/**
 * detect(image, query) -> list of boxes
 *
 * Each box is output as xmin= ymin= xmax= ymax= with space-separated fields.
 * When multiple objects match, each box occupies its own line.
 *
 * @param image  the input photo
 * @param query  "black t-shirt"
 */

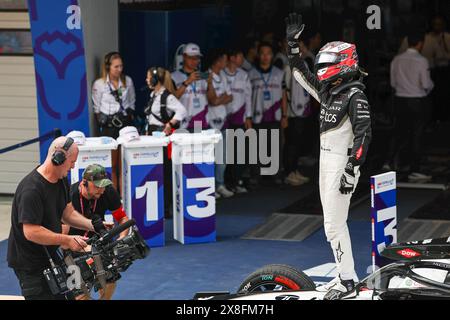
xmin=7 ymin=169 xmax=69 ymax=271
xmin=69 ymin=181 xmax=121 ymax=237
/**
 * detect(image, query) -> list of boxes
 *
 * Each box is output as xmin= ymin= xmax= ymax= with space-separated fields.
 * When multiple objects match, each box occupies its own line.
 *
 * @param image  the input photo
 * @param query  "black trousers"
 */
xmin=225 ymin=124 xmax=251 ymax=187
xmin=387 ymin=97 xmax=431 ymax=172
xmin=283 ymin=117 xmax=314 ymax=174
xmin=13 ymin=269 xmax=71 ymax=300
xmin=431 ymin=66 xmax=450 ymax=122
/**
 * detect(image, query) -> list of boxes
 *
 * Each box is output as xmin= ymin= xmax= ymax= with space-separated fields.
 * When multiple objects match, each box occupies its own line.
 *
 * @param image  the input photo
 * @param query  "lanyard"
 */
xmin=224 ymin=69 xmax=237 ymax=87
xmin=78 ymin=184 xmax=97 ymax=238
xmin=79 ymin=185 xmax=97 ymax=218
xmin=259 ymin=69 xmax=272 ymax=90
xmin=107 ymin=81 xmax=125 ymax=113
xmin=190 ymin=79 xmax=198 ymax=97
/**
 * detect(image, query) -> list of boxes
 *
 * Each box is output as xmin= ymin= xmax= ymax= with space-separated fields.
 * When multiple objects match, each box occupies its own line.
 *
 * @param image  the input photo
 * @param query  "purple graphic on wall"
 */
xmin=28 ymin=0 xmax=90 ymax=161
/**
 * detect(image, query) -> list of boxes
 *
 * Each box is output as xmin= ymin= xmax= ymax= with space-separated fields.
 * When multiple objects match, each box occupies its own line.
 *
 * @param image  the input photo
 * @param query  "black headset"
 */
xmin=51 ymin=137 xmax=74 ymax=166
xmin=104 ymin=51 xmax=121 ymax=73
xmin=149 ymin=67 xmax=162 ymax=87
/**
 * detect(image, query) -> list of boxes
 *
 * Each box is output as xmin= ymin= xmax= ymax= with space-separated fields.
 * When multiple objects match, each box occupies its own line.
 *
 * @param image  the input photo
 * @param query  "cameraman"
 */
xmin=65 ymin=164 xmax=130 ymax=300
xmin=7 ymin=137 xmax=104 ymax=300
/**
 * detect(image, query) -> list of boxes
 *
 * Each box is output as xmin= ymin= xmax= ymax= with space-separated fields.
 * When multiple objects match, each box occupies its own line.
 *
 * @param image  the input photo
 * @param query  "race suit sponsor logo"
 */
xmin=397 ymin=248 xmax=421 ymax=259
xmin=324 ymin=112 xmax=337 ymax=123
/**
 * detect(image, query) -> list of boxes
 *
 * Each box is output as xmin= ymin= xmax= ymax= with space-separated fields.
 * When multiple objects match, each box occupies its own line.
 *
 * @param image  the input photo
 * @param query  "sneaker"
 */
xmin=408 ymin=172 xmax=432 ymax=182
xmin=215 ymin=192 xmax=221 ymax=200
xmin=217 ymin=185 xmax=234 ymax=198
xmin=284 ymin=172 xmax=305 ymax=186
xmin=323 ymin=278 xmax=356 ymax=300
xmin=294 ymin=171 xmax=310 ymax=183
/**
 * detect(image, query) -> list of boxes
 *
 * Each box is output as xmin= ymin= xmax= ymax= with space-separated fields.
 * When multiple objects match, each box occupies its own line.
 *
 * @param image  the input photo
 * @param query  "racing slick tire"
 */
xmin=238 ymin=264 xmax=316 ymax=293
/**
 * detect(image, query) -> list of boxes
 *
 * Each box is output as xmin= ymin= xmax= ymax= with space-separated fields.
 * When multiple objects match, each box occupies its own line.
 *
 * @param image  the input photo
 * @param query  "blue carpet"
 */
xmin=0 ymin=215 xmax=372 ymax=300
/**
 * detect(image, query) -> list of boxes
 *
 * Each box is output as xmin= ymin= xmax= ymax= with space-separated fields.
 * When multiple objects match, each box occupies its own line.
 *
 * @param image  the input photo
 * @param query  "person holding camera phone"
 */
xmin=7 ymin=137 xmax=111 ymax=300
xmin=172 ymin=43 xmax=211 ymax=130
xmin=64 ymin=164 xmax=130 ymax=300
xmin=92 ymin=51 xmax=136 ymax=191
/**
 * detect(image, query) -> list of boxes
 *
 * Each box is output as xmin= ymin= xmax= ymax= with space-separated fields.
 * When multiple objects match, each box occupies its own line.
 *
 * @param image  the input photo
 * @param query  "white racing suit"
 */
xmin=289 ymin=54 xmax=372 ymax=281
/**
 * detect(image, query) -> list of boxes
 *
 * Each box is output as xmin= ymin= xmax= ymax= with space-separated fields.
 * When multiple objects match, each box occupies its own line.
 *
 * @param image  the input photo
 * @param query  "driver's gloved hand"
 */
xmin=285 ymin=12 xmax=305 ymax=56
xmin=339 ymin=162 xmax=358 ymax=195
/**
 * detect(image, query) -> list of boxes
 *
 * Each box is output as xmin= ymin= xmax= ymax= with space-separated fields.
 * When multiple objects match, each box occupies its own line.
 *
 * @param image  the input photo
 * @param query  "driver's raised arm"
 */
xmin=285 ymin=12 xmax=322 ymax=102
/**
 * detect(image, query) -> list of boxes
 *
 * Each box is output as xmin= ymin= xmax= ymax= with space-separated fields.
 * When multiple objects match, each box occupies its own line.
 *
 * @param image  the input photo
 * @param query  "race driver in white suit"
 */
xmin=285 ymin=13 xmax=372 ymax=300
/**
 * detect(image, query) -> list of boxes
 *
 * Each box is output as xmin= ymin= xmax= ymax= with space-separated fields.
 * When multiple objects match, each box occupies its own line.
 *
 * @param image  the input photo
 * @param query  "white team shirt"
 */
xmin=172 ymin=70 xmax=209 ymax=129
xmin=221 ymin=67 xmax=252 ymax=127
xmin=248 ymin=66 xmax=285 ymax=124
xmin=206 ymin=71 xmax=230 ymax=131
xmin=391 ymin=48 xmax=434 ymax=98
xmin=146 ymin=87 xmax=187 ymax=127
xmin=283 ymin=64 xmax=311 ymax=118
xmin=92 ymin=75 xmax=136 ymax=115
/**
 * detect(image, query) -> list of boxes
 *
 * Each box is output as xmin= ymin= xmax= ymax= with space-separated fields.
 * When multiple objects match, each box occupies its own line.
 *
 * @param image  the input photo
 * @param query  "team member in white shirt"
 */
xmin=144 ymin=67 xmax=186 ymax=135
xmin=206 ymin=49 xmax=234 ymax=199
xmin=172 ymin=43 xmax=209 ymax=130
xmin=222 ymin=47 xmax=252 ymax=193
xmin=248 ymin=42 xmax=288 ymax=182
xmin=398 ymin=16 xmax=450 ymax=122
xmin=144 ymin=67 xmax=187 ymax=218
xmin=92 ymin=51 xmax=136 ymax=190
xmin=388 ymin=31 xmax=434 ymax=181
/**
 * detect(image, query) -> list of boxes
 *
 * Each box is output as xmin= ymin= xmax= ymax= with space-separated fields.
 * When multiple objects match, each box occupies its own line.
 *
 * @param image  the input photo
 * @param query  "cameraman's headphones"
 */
xmin=104 ymin=51 xmax=121 ymax=73
xmin=51 ymin=137 xmax=74 ymax=166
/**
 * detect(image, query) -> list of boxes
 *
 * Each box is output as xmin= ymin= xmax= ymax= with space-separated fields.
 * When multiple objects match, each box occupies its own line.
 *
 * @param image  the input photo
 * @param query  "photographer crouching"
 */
xmin=64 ymin=164 xmax=130 ymax=300
xmin=7 ymin=137 xmax=111 ymax=300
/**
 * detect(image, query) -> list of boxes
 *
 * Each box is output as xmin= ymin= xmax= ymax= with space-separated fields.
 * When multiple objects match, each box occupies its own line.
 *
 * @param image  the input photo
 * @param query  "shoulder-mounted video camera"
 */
xmin=44 ymin=219 xmax=150 ymax=297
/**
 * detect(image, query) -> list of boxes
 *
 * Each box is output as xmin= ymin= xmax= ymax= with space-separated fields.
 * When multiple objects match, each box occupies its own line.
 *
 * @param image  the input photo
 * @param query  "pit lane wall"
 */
xmin=371 ymin=172 xmax=397 ymax=270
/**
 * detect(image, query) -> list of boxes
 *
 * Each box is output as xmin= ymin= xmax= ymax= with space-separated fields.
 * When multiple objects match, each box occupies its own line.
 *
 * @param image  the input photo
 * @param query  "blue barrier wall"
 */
xmin=28 ymin=0 xmax=90 ymax=161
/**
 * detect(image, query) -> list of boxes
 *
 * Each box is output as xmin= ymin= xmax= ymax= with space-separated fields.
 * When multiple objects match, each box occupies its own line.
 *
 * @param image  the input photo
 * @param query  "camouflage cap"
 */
xmin=82 ymin=164 xmax=112 ymax=188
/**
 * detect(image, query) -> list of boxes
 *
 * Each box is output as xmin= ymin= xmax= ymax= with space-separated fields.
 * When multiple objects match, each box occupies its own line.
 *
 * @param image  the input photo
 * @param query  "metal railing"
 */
xmin=0 ymin=128 xmax=62 ymax=155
